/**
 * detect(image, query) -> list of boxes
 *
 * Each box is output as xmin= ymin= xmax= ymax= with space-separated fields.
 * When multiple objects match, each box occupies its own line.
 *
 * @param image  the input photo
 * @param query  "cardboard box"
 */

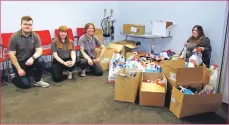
xmin=126 ymin=51 xmax=146 ymax=61
xmin=115 ymin=69 xmax=142 ymax=103
xmin=140 ymin=72 xmax=167 ymax=107
xmin=170 ymin=86 xmax=222 ymax=118
xmin=95 ymin=28 xmax=102 ymax=35
xmin=152 ymin=20 xmax=174 ymax=37
xmin=108 ymin=40 xmax=137 ymax=59
xmin=161 ymin=60 xmax=210 ymax=91
xmin=94 ymin=29 xmax=104 ymax=44
xmin=95 ymin=47 xmax=115 ymax=71
xmin=123 ymin=24 xmax=145 ymax=35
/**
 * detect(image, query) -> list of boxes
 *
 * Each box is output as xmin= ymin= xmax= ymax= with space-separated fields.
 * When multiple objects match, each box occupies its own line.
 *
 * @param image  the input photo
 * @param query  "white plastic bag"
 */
xmin=188 ymin=52 xmax=203 ymax=67
xmin=108 ymin=53 xmax=125 ymax=83
xmin=209 ymin=65 xmax=219 ymax=94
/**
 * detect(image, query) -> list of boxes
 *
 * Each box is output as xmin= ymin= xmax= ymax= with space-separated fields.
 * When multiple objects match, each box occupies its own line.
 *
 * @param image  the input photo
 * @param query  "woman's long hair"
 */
xmin=187 ymin=25 xmax=205 ymax=43
xmin=56 ymin=25 xmax=73 ymax=50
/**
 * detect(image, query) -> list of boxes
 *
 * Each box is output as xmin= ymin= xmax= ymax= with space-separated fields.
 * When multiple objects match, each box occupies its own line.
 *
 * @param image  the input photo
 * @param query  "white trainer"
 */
xmin=34 ymin=79 xmax=50 ymax=88
xmin=67 ymin=71 xmax=73 ymax=79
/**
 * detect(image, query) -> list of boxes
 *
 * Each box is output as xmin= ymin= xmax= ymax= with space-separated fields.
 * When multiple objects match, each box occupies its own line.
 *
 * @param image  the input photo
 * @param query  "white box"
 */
xmin=152 ymin=20 xmax=175 ymax=37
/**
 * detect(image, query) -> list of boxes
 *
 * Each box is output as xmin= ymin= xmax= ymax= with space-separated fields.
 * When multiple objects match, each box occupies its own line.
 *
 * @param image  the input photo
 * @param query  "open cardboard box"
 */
xmin=139 ymin=72 xmax=167 ymax=107
xmin=151 ymin=20 xmax=175 ymax=37
xmin=115 ymin=69 xmax=142 ymax=103
xmin=162 ymin=60 xmax=223 ymax=118
xmin=108 ymin=40 xmax=137 ymax=59
xmin=95 ymin=47 xmax=116 ymax=71
xmin=126 ymin=51 xmax=146 ymax=61
xmin=170 ymin=85 xmax=222 ymax=118
xmin=161 ymin=59 xmax=211 ymax=91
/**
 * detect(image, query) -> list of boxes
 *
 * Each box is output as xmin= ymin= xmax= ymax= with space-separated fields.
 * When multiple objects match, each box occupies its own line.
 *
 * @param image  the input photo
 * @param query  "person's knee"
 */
xmin=36 ymin=57 xmax=45 ymax=64
xmin=95 ymin=70 xmax=103 ymax=76
xmin=12 ymin=76 xmax=32 ymax=89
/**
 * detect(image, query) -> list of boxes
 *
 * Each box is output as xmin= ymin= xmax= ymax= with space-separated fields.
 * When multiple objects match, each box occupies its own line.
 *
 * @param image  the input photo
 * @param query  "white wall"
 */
xmin=117 ymin=1 xmax=228 ymax=67
xmin=1 ymin=1 xmax=119 ymax=40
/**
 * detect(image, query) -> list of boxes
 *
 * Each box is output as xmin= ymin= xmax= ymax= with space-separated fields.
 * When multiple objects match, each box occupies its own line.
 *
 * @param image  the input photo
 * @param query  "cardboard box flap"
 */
xmin=142 ymin=72 xmax=163 ymax=81
xmin=112 ymin=40 xmax=137 ymax=49
xmin=176 ymin=67 xmax=203 ymax=86
xmin=171 ymin=87 xmax=184 ymax=103
xmin=103 ymin=48 xmax=115 ymax=58
xmin=183 ymin=93 xmax=223 ymax=104
xmin=107 ymin=43 xmax=124 ymax=52
xmin=162 ymin=60 xmax=185 ymax=70
xmin=166 ymin=22 xmax=173 ymax=28
xmin=141 ymin=82 xmax=165 ymax=93
xmin=203 ymin=67 xmax=211 ymax=87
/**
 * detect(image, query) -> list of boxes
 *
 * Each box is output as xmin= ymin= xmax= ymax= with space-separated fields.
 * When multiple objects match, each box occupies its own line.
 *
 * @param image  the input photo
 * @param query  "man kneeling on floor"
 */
xmin=8 ymin=16 xmax=49 ymax=89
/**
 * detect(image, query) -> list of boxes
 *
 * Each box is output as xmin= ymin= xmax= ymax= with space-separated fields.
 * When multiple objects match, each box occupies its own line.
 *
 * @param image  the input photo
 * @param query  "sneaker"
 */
xmin=34 ymin=79 xmax=49 ymax=88
xmin=80 ymin=70 xmax=86 ymax=77
xmin=67 ymin=71 xmax=72 ymax=79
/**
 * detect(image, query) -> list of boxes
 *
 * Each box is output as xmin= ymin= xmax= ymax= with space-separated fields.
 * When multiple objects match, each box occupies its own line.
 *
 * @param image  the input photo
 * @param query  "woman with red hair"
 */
xmin=51 ymin=25 xmax=76 ymax=82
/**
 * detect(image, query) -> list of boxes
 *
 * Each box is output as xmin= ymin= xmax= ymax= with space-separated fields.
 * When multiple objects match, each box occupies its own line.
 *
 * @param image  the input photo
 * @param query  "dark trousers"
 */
xmin=203 ymin=58 xmax=210 ymax=68
xmin=51 ymin=58 xmax=75 ymax=82
xmin=79 ymin=58 xmax=103 ymax=76
xmin=12 ymin=57 xmax=45 ymax=89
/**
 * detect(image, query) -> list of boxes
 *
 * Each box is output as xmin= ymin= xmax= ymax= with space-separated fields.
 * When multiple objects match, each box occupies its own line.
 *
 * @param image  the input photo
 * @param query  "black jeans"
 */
xmin=79 ymin=58 xmax=103 ymax=76
xmin=51 ymin=58 xmax=75 ymax=82
xmin=202 ymin=58 xmax=210 ymax=68
xmin=12 ymin=57 xmax=45 ymax=89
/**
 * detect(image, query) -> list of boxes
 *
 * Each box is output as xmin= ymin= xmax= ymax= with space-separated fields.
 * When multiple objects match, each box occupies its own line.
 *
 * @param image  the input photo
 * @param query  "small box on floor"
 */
xmin=139 ymin=72 xmax=167 ymax=107
xmin=115 ymin=69 xmax=142 ymax=103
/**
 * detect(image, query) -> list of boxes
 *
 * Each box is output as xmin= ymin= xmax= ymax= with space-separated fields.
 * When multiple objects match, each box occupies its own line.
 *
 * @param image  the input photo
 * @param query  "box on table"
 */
xmin=123 ymin=24 xmax=145 ymax=35
xmin=151 ymin=20 xmax=174 ymax=37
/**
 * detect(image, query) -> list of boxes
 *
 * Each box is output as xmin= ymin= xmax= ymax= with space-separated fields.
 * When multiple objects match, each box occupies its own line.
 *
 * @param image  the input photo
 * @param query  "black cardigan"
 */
xmin=186 ymin=36 xmax=212 ymax=59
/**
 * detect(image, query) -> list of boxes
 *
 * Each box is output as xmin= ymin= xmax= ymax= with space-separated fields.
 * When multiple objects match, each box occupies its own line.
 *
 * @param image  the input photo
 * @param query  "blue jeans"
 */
xmin=12 ymin=57 xmax=45 ymax=89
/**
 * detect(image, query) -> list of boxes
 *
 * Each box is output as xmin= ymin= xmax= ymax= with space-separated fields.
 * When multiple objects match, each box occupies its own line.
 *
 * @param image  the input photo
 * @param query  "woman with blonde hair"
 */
xmin=51 ymin=25 xmax=76 ymax=82
xmin=78 ymin=23 xmax=106 ymax=77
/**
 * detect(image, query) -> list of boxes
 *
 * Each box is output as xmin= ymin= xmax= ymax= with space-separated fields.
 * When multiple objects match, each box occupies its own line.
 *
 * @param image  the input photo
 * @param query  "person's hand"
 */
xmin=93 ymin=58 xmax=101 ymax=63
xmin=199 ymin=47 xmax=204 ymax=51
xmin=63 ymin=61 xmax=72 ymax=67
xmin=184 ymin=42 xmax=188 ymax=47
xmin=67 ymin=61 xmax=75 ymax=67
xmin=18 ymin=69 xmax=26 ymax=76
xmin=25 ymin=57 xmax=34 ymax=66
xmin=193 ymin=48 xmax=197 ymax=53
xmin=88 ymin=60 xmax=93 ymax=66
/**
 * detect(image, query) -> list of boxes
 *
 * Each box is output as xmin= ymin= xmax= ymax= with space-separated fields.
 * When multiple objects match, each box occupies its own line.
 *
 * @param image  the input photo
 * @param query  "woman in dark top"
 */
xmin=51 ymin=25 xmax=76 ymax=82
xmin=181 ymin=25 xmax=212 ymax=68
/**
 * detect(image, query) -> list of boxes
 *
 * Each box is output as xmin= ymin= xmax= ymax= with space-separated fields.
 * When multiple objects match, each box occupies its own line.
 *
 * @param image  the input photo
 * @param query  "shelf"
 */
xmin=121 ymin=32 xmax=172 ymax=39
